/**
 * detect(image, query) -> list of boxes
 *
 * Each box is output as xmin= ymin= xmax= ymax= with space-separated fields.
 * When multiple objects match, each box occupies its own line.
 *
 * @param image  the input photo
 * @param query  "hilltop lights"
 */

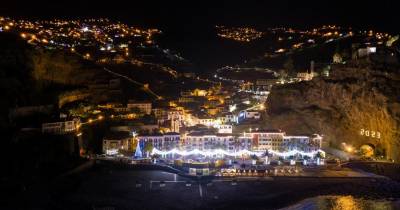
xmin=151 ymin=148 xmax=325 ymax=158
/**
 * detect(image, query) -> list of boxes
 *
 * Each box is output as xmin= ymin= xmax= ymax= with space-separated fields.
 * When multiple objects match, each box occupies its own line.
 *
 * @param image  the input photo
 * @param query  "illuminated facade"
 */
xmin=138 ymin=132 xmax=180 ymax=151
xmin=238 ymin=130 xmax=285 ymax=152
xmin=42 ymin=118 xmax=81 ymax=134
xmin=237 ymin=130 xmax=322 ymax=153
xmin=184 ymin=132 xmax=237 ymax=152
xmin=197 ymin=117 xmax=215 ymax=127
xmin=215 ymin=124 xmax=233 ymax=134
xmin=284 ymin=135 xmax=322 ymax=152
xmin=127 ymin=102 xmax=152 ymax=115
xmin=238 ymin=111 xmax=261 ymax=122
xmin=103 ymin=131 xmax=132 ymax=154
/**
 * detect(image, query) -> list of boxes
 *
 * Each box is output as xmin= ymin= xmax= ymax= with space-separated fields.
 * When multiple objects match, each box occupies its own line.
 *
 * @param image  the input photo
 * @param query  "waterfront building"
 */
xmin=138 ymin=132 xmax=181 ymax=151
xmin=102 ymin=131 xmax=133 ymax=155
xmin=183 ymin=132 xmax=236 ymax=152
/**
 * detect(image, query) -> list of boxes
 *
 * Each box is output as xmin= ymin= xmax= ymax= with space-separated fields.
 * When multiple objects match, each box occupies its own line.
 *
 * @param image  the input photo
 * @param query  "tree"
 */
xmin=144 ymin=141 xmax=153 ymax=153
xmin=283 ymin=57 xmax=295 ymax=76
xmin=315 ymin=151 xmax=324 ymax=159
xmin=143 ymin=141 xmax=154 ymax=158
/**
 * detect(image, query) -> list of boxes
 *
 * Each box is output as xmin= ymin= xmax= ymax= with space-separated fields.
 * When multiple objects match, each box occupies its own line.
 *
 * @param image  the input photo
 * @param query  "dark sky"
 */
xmin=1 ymin=0 xmax=399 ymax=32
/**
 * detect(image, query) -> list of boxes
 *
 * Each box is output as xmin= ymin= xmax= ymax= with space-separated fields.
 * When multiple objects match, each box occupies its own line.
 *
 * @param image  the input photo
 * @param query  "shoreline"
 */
xmin=11 ymin=161 xmax=400 ymax=210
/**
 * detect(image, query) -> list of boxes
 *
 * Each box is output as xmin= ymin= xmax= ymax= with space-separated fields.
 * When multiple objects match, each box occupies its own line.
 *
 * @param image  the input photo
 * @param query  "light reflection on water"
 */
xmin=280 ymin=195 xmax=400 ymax=210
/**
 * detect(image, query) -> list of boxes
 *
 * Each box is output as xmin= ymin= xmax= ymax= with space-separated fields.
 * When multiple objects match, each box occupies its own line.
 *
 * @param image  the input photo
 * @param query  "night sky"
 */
xmin=2 ymin=0 xmax=399 ymax=32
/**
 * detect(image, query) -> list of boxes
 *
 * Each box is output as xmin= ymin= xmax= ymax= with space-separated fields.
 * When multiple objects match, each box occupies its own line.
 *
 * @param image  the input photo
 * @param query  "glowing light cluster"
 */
xmin=106 ymin=149 xmax=118 ymax=155
xmin=151 ymin=148 xmax=324 ymax=158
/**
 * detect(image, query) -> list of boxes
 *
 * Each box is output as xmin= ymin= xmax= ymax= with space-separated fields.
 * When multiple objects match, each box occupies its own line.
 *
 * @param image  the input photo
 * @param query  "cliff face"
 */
xmin=267 ymin=64 xmax=400 ymax=161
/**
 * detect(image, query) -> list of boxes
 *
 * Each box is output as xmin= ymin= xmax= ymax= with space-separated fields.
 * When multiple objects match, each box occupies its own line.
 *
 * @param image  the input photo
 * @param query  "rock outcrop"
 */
xmin=267 ymin=62 xmax=400 ymax=161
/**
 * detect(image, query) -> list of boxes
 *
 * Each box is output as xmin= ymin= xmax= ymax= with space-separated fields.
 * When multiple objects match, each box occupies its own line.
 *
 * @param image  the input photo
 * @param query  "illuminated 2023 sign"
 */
xmin=360 ymin=129 xmax=381 ymax=139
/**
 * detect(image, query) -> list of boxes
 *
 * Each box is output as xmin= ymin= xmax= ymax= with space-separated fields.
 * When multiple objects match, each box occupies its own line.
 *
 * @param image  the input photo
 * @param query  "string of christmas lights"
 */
xmin=151 ymin=148 xmax=324 ymax=158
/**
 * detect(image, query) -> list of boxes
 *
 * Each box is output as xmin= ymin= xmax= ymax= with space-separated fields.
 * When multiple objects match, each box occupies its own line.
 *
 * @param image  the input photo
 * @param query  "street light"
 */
xmin=345 ymin=146 xmax=354 ymax=153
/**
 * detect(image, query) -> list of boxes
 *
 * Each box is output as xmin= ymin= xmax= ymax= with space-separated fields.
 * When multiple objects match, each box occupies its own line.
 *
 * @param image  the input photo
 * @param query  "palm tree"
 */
xmin=144 ymin=141 xmax=153 ymax=158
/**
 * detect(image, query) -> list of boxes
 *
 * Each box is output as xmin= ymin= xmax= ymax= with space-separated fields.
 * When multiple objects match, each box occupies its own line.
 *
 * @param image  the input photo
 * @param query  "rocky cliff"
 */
xmin=267 ymin=62 xmax=400 ymax=161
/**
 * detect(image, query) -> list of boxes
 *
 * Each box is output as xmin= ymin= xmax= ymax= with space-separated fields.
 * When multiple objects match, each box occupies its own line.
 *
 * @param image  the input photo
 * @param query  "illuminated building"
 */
xmin=285 ymin=134 xmax=323 ymax=152
xmin=225 ymin=113 xmax=238 ymax=124
xmin=127 ymin=101 xmax=152 ymax=115
xmin=238 ymin=110 xmax=261 ymax=122
xmin=178 ymin=97 xmax=195 ymax=103
xmin=197 ymin=117 xmax=215 ymax=127
xmin=41 ymin=118 xmax=81 ymax=135
xmin=215 ymin=124 xmax=233 ymax=134
xmin=184 ymin=132 xmax=236 ymax=152
xmin=192 ymin=89 xmax=207 ymax=97
xmin=238 ymin=130 xmax=285 ymax=152
xmin=167 ymin=109 xmax=184 ymax=121
xmin=297 ymin=61 xmax=316 ymax=81
xmin=102 ymin=131 xmax=133 ymax=155
xmin=238 ymin=130 xmax=322 ymax=153
xmin=137 ymin=132 xmax=180 ymax=151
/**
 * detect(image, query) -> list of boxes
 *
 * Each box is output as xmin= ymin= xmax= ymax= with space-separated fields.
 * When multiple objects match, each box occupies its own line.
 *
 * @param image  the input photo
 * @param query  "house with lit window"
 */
xmin=103 ymin=131 xmax=133 ymax=155
xmin=127 ymin=101 xmax=152 ymax=114
xmin=42 ymin=118 xmax=81 ymax=135
xmin=137 ymin=132 xmax=180 ymax=151
xmin=238 ymin=130 xmax=322 ymax=153
xmin=183 ymin=132 xmax=236 ymax=152
xmin=238 ymin=129 xmax=286 ymax=152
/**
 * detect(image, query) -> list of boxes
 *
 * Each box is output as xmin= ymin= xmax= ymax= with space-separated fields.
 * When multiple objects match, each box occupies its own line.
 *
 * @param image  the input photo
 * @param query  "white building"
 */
xmin=225 ymin=113 xmax=238 ymax=123
xmin=238 ymin=111 xmax=260 ymax=122
xmin=167 ymin=109 xmax=184 ymax=121
xmin=184 ymin=132 xmax=236 ymax=152
xmin=138 ymin=132 xmax=180 ymax=151
xmin=42 ymin=118 xmax=81 ymax=135
xmin=238 ymin=130 xmax=286 ymax=152
xmin=238 ymin=130 xmax=323 ymax=153
xmin=285 ymin=134 xmax=322 ymax=152
xmin=197 ymin=117 xmax=215 ymax=127
xmin=214 ymin=124 xmax=233 ymax=134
